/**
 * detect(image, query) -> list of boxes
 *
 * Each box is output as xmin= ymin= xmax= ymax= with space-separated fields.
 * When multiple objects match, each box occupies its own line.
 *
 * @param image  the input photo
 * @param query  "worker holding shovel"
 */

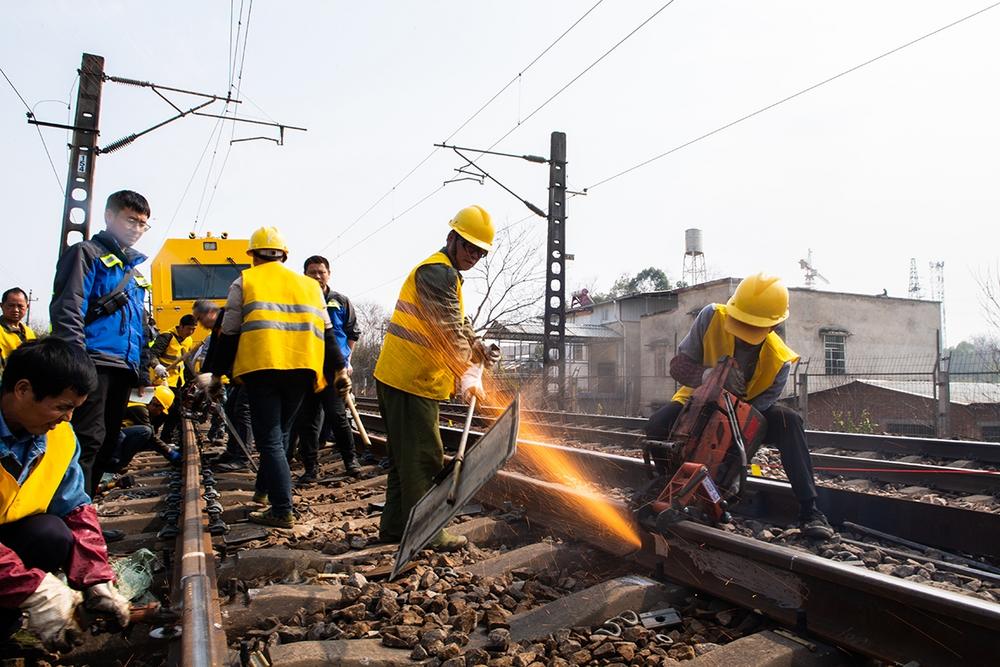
xmin=373 ymin=206 xmax=500 ymax=551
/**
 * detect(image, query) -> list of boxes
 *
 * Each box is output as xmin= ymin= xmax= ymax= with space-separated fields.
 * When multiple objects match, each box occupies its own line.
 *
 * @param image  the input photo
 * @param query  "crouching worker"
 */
xmin=106 ymin=385 xmax=180 ymax=474
xmin=0 ymin=338 xmax=129 ymax=651
xmin=645 ymin=273 xmax=834 ymax=540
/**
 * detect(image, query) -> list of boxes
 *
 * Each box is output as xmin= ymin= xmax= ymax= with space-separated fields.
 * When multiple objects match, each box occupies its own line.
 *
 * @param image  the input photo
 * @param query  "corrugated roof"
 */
xmin=486 ymin=320 xmax=621 ymax=341
xmin=810 ymin=378 xmax=1000 ymax=405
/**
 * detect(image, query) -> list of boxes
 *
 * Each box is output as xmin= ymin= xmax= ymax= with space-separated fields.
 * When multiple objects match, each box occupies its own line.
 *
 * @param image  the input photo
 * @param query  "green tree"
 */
xmin=592 ymin=267 xmax=672 ymax=302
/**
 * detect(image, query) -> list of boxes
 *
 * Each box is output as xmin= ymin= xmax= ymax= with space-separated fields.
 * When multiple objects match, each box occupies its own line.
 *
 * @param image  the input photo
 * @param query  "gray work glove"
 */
xmin=85 ymin=582 xmax=131 ymax=628
xmin=19 ymin=573 xmax=83 ymax=651
xmin=333 ymin=368 xmax=352 ymax=399
xmin=722 ymin=365 xmax=747 ymax=397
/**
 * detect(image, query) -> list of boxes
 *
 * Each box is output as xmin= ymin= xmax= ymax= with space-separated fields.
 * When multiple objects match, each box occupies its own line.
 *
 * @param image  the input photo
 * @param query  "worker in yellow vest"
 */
xmin=373 ymin=205 xmax=501 ymax=550
xmin=148 ymin=314 xmax=196 ymax=444
xmin=106 ymin=385 xmax=181 ymax=473
xmin=0 ymin=288 xmax=36 ymax=372
xmin=209 ymin=227 xmax=351 ymax=528
xmin=0 ymin=338 xmax=129 ymax=650
xmin=645 ymin=273 xmax=834 ymax=539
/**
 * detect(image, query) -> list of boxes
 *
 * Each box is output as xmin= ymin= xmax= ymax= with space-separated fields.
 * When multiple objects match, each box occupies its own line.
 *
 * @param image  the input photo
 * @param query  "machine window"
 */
xmin=171 ymin=264 xmax=249 ymax=300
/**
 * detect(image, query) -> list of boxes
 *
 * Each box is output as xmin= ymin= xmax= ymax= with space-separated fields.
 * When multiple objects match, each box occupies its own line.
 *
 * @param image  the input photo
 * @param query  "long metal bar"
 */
xmin=355 ymin=410 xmax=1000 ymax=557
xmin=360 ymin=397 xmax=1000 ymax=464
xmin=176 ymin=419 xmax=227 ymax=666
xmin=472 ymin=468 xmax=1000 ymax=665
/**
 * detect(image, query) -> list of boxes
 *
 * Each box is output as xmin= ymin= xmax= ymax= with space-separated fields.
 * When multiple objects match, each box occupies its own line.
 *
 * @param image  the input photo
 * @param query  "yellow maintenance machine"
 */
xmin=149 ymin=232 xmax=249 ymax=342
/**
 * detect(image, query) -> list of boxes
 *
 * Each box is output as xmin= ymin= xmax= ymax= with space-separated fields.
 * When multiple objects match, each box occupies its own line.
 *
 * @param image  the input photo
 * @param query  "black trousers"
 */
xmin=0 ymin=514 xmax=75 ymax=638
xmin=290 ymin=387 xmax=356 ymax=472
xmin=71 ymin=366 xmax=133 ymax=496
xmin=222 ymin=384 xmax=253 ymax=461
xmin=243 ymin=370 xmax=312 ymax=515
xmin=646 ymin=401 xmax=818 ymax=511
xmin=159 ymin=382 xmax=183 ymax=445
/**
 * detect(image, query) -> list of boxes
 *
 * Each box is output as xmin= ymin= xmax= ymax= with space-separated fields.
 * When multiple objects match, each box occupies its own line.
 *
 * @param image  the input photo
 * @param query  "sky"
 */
xmin=2 ymin=1 xmax=999 ymax=349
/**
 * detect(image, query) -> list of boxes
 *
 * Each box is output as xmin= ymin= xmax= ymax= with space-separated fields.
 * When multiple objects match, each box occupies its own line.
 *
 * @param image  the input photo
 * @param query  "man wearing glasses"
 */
xmin=50 ymin=190 xmax=155 ymax=507
xmin=0 ymin=288 xmax=36 ymax=372
xmin=373 ymin=205 xmax=501 ymax=551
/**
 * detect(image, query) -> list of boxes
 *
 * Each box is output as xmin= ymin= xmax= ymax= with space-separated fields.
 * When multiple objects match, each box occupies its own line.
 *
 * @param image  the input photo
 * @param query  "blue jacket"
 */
xmin=50 ymin=231 xmax=150 ymax=380
xmin=323 ymin=288 xmax=360 ymax=363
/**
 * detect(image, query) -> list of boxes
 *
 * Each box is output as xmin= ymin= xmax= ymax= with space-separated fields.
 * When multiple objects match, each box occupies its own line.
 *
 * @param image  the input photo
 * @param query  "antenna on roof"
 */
xmin=798 ymin=249 xmax=830 ymax=289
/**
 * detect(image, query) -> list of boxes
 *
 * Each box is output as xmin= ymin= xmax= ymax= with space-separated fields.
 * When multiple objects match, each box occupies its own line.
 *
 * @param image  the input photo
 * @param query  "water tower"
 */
xmin=683 ymin=228 xmax=707 ymax=285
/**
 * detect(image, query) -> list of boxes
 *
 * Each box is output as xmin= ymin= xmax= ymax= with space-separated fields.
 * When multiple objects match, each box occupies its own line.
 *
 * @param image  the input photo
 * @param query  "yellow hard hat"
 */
xmin=247 ymin=226 xmax=289 ymax=257
xmin=153 ymin=385 xmax=175 ymax=411
xmin=448 ymin=205 xmax=494 ymax=252
xmin=724 ymin=273 xmax=789 ymax=345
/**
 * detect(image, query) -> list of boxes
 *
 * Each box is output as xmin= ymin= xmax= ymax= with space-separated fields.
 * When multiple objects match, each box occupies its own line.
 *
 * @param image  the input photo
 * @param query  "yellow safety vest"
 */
xmin=0 ymin=422 xmax=77 ymax=524
xmin=374 ymin=251 xmax=464 ymax=401
xmin=232 ymin=261 xmax=327 ymax=391
xmin=0 ymin=322 xmax=36 ymax=364
xmin=672 ymin=304 xmax=799 ymax=404
xmin=149 ymin=331 xmax=193 ymax=387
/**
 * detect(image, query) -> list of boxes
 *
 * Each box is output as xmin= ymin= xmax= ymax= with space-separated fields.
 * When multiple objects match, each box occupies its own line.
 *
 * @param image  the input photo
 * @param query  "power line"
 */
xmin=318 ymin=0 xmax=607 ymax=252
xmin=486 ymin=0 xmax=678 ymax=152
xmin=585 ymin=0 xmax=1000 ymax=192
xmin=160 ymin=114 xmax=227 ymax=242
xmin=200 ymin=0 xmax=255 ymax=229
xmin=229 ymin=0 xmax=246 ymax=96
xmin=333 ymin=185 xmax=446 ymax=261
xmin=2 ymin=65 xmax=66 ymax=194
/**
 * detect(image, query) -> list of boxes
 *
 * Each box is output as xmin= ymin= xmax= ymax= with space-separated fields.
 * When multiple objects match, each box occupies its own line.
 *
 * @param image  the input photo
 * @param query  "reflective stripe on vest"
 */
xmin=0 ymin=422 xmax=77 ymax=524
xmin=671 ymin=304 xmax=799 ymax=404
xmin=374 ymin=251 xmax=464 ymax=401
xmin=232 ymin=261 xmax=327 ymax=391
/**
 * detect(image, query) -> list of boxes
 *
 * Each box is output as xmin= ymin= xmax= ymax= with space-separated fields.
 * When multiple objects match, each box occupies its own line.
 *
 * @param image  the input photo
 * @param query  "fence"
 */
xmin=793 ymin=351 xmax=1000 ymax=440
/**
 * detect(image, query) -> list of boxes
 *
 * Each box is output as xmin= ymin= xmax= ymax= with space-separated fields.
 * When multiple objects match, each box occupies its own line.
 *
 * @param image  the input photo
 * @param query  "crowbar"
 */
xmin=447 ymin=394 xmax=477 ymax=505
xmin=345 ymin=392 xmax=373 ymax=449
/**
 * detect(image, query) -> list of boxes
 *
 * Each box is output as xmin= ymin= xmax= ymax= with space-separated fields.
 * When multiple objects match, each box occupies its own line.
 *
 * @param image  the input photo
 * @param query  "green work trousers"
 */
xmin=377 ymin=380 xmax=444 ymax=541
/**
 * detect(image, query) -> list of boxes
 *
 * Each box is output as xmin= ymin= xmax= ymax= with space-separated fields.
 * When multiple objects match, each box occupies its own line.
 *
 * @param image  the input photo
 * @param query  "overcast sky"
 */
xmin=3 ymin=1 xmax=998 ymax=350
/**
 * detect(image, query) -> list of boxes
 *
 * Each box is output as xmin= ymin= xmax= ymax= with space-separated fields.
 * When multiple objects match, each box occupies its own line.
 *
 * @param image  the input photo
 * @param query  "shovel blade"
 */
xmin=390 ymin=394 xmax=520 ymax=579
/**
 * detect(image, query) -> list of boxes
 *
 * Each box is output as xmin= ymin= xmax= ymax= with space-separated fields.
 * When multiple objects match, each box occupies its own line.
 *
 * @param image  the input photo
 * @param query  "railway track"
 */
xmin=55 ymin=404 xmax=1000 ymax=666
xmin=354 ymin=397 xmax=1000 ymax=497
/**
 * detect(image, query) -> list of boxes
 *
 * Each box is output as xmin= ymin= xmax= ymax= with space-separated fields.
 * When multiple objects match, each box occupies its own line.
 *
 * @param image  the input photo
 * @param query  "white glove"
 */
xmin=85 ymin=582 xmax=131 ymax=628
xmin=154 ymin=364 xmax=168 ymax=380
xmin=20 ymin=572 xmax=83 ymax=651
xmin=460 ymin=364 xmax=485 ymax=402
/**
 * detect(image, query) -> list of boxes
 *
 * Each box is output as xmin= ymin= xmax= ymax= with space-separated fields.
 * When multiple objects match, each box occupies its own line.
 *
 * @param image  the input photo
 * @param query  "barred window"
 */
xmin=982 ymin=425 xmax=1000 ymax=442
xmin=824 ymin=334 xmax=846 ymax=375
xmin=654 ymin=346 xmax=668 ymax=377
xmin=887 ymin=422 xmax=934 ymax=437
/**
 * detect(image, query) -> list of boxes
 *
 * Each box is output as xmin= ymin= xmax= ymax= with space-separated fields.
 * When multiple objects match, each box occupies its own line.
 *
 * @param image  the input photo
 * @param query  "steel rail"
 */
xmin=356 ymin=410 xmax=1000 ymax=557
xmin=355 ymin=397 xmax=1000 ymax=490
xmin=174 ymin=419 xmax=227 ymax=666
xmin=355 ymin=396 xmax=1000 ymax=463
xmin=471 ymin=467 xmax=1000 ymax=665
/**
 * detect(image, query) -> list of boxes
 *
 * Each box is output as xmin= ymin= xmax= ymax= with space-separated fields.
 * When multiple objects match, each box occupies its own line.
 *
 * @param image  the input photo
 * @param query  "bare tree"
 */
xmin=973 ymin=262 xmax=1000 ymax=374
xmin=350 ymin=301 xmax=391 ymax=396
xmin=464 ymin=225 xmax=545 ymax=332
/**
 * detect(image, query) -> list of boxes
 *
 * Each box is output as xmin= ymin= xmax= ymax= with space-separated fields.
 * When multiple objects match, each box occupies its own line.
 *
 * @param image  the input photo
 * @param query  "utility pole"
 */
xmin=543 ymin=132 xmax=567 ymax=409
xmin=25 ymin=289 xmax=39 ymax=327
xmin=58 ymin=53 xmax=104 ymax=257
xmin=30 ymin=53 xmax=305 ymax=259
xmin=436 ymin=132 xmax=568 ymax=409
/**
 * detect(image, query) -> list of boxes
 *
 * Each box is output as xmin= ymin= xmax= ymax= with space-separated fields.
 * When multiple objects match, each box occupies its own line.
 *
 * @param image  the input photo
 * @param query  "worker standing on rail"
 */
xmin=0 ymin=338 xmax=130 ymax=651
xmin=50 ymin=190 xmax=154 ymax=503
xmin=645 ymin=273 xmax=835 ymax=540
xmin=373 ymin=205 xmax=501 ymax=551
xmin=0 ymin=288 xmax=36 ymax=373
xmin=148 ymin=314 xmax=197 ymax=444
xmin=208 ymin=227 xmax=350 ymax=528
xmin=289 ymin=254 xmax=362 ymax=485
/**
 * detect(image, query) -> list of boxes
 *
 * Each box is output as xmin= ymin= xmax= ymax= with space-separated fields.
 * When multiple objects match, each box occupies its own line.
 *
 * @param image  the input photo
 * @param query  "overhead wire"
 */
xmin=159 ymin=114 xmax=228 ymax=242
xmin=485 ymin=0 xmax=678 ymax=153
xmin=584 ymin=0 xmax=1000 ymax=192
xmin=2 ymin=64 xmax=65 ymax=194
xmin=318 ymin=0 xmax=608 ymax=254
xmin=200 ymin=0 xmax=254 ymax=229
xmin=333 ymin=185 xmax=447 ymax=261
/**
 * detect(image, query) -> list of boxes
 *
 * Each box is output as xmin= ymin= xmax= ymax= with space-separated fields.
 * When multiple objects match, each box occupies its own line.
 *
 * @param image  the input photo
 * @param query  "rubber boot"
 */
xmin=429 ymin=529 xmax=468 ymax=552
